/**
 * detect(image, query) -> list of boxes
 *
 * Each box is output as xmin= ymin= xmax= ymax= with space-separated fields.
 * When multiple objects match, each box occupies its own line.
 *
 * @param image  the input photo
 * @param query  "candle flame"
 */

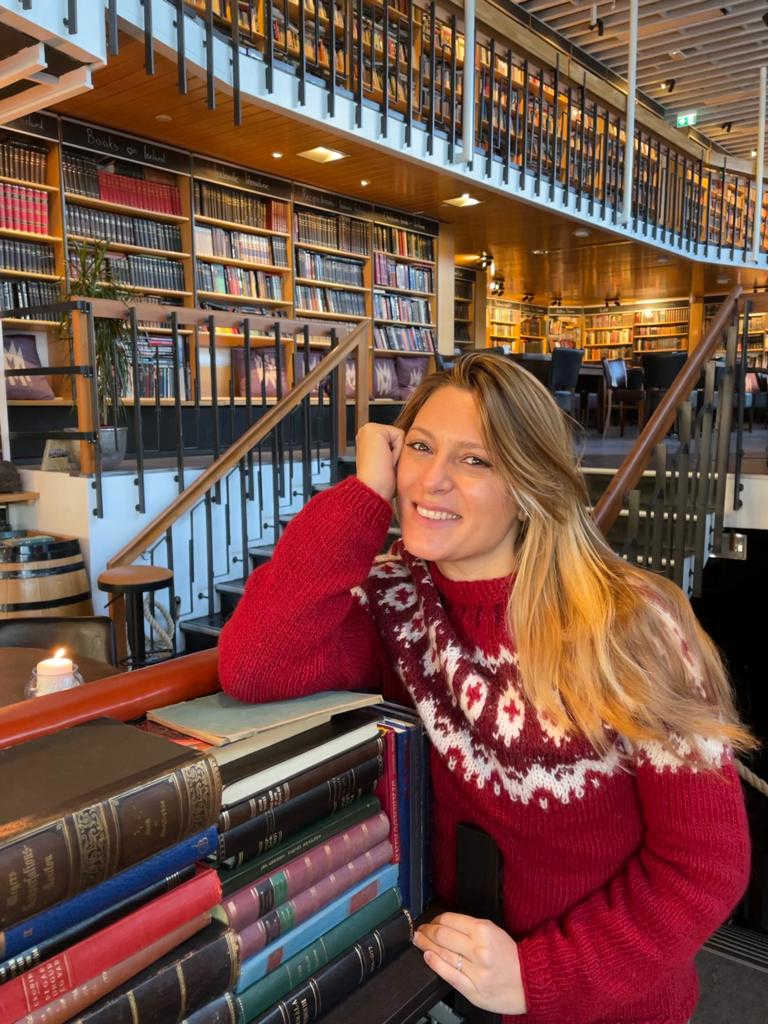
xmin=54 ymin=648 xmax=67 ymax=659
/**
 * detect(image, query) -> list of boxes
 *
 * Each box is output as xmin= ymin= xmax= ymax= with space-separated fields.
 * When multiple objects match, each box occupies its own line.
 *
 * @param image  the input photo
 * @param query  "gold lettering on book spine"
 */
xmin=181 ymin=757 xmax=222 ymax=830
xmin=73 ymin=804 xmax=111 ymax=890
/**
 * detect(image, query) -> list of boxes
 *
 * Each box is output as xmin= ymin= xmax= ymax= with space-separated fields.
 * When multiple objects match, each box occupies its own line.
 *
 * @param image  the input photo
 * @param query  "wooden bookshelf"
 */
xmin=486 ymin=298 xmax=522 ymax=350
xmin=454 ymin=267 xmax=475 ymax=350
xmin=372 ymin=216 xmax=437 ymax=362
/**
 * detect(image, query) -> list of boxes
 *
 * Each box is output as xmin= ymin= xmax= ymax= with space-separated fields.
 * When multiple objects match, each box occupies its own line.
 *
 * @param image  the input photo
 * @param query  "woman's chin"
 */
xmin=400 ymin=527 xmax=453 ymax=563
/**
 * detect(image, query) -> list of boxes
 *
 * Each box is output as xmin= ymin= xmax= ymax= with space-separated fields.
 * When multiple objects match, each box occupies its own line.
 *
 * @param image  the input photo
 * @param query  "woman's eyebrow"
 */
xmin=409 ymin=426 xmax=487 ymax=451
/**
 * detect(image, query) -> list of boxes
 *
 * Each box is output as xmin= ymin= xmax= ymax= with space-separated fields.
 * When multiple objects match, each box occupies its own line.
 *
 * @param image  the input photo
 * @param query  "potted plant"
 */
xmin=63 ymin=241 xmax=134 ymax=469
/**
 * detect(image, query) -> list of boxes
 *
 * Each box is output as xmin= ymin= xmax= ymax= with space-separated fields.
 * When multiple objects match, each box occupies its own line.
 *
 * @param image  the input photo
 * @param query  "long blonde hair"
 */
xmin=395 ymin=352 xmax=756 ymax=760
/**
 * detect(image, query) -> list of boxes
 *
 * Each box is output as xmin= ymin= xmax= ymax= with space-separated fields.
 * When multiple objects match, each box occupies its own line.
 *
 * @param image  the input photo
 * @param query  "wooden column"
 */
xmin=437 ymin=223 xmax=456 ymax=354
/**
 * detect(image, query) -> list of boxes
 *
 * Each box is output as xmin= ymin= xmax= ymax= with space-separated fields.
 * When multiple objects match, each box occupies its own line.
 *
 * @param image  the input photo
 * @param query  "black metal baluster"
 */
xmin=301 ymin=325 xmax=312 ymax=502
xmin=682 ymin=155 xmax=691 ymax=250
xmin=600 ymin=106 xmax=608 ymax=218
xmin=205 ymin=0 xmax=215 ymax=109
xmin=742 ymin=177 xmax=751 ymax=260
xmin=171 ymin=312 xmax=184 ymax=494
xmin=165 ymin=527 xmax=177 ymax=653
xmin=329 ymin=328 xmax=339 ymax=482
xmin=694 ymin=158 xmax=704 ymax=249
xmin=520 ymin=59 xmax=528 ymax=188
xmin=589 ymin=101 xmax=598 ymax=215
xmin=143 ymin=0 xmax=154 ymax=74
xmin=204 ymin=491 xmax=214 ymax=617
xmin=670 ymin=151 xmax=679 ymax=248
xmin=228 ymin=358 xmax=235 ymax=446
xmin=650 ymin=137 xmax=659 ymax=238
xmin=266 ymin=0 xmax=274 ymax=93
xmin=535 ymin=66 xmax=544 ymax=196
xmin=427 ymin=0 xmax=436 ymax=155
xmin=577 ymin=76 xmax=586 ymax=211
xmin=502 ymin=47 xmax=512 ymax=185
xmin=129 ymin=308 xmax=145 ymax=514
xmin=239 ymin=456 xmax=249 ymax=579
xmin=661 ymin=145 xmax=670 ymax=243
xmin=717 ymin=164 xmax=725 ymax=258
xmin=703 ymin=163 xmax=712 ymax=251
xmin=193 ymin=327 xmax=201 ymax=451
xmin=380 ymin=2 xmax=389 ymax=136
xmin=273 ymin=322 xmax=284 ymax=497
xmin=231 ymin=0 xmax=241 ymax=125
xmin=565 ymin=84 xmax=573 ymax=206
xmin=208 ymin=315 xmax=221 ymax=502
xmin=108 ymin=0 xmax=119 ymax=56
xmin=406 ymin=0 xmax=414 ymax=146
xmin=243 ymin=320 xmax=254 ymax=499
xmin=731 ymin=173 xmax=738 ymax=260
xmin=154 ymin=348 xmax=161 ymax=453
xmin=486 ymin=39 xmax=495 ymax=178
xmin=297 ymin=0 xmax=306 ymax=104
xmin=550 ymin=56 xmax=559 ymax=202
xmin=328 ymin=0 xmax=337 ymax=116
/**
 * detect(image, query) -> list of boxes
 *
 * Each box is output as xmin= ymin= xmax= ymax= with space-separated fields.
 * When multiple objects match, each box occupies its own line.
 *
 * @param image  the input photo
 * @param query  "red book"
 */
xmin=10 ymin=184 xmax=19 ymax=231
xmin=0 ymin=183 xmax=6 ymax=229
xmin=0 ymin=866 xmax=221 ymax=1018
xmin=374 ymin=725 xmax=401 ymax=864
xmin=39 ymin=191 xmax=48 ymax=235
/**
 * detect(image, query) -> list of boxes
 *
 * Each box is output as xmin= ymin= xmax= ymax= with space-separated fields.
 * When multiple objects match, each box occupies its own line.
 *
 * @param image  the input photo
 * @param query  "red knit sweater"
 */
xmin=218 ymin=476 xmax=751 ymax=1024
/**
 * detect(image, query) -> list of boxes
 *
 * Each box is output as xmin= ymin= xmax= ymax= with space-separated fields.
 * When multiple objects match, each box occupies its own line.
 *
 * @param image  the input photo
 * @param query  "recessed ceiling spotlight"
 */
xmin=297 ymin=146 xmax=346 ymax=163
xmin=155 ymin=113 xmax=173 ymax=123
xmin=271 ymin=151 xmax=283 ymax=159
xmin=752 ymin=149 xmax=758 ymax=158
xmin=573 ymin=228 xmax=590 ymax=238
xmin=443 ymin=193 xmax=480 ymax=207
xmin=668 ymin=49 xmax=685 ymax=60
xmin=360 ymin=179 xmax=369 ymax=187
xmin=530 ymin=248 xmax=549 ymax=256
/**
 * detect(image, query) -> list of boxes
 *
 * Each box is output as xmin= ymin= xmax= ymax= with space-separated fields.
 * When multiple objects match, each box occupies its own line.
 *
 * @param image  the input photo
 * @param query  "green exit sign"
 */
xmin=676 ymin=111 xmax=698 ymax=128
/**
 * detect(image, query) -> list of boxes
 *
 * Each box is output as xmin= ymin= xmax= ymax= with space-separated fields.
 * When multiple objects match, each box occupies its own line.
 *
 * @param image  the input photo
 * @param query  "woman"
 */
xmin=219 ymin=352 xmax=755 ymax=1024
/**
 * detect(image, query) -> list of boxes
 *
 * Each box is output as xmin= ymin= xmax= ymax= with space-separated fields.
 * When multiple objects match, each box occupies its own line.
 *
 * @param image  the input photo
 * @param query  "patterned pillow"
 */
xmin=4 ymin=333 xmax=54 ymax=400
xmin=395 ymin=355 xmax=429 ymax=400
xmin=373 ymin=357 xmax=399 ymax=399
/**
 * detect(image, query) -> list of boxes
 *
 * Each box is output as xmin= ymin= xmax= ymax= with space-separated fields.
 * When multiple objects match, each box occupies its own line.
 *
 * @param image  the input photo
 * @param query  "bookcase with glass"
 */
xmin=0 ymin=117 xmax=70 ymax=408
xmin=453 ymin=267 xmax=475 ymax=350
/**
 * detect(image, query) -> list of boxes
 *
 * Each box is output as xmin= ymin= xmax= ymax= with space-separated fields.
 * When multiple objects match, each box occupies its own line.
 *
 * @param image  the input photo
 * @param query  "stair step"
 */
xmin=249 ymin=544 xmax=275 ymax=567
xmin=216 ymin=578 xmax=247 ymax=619
xmin=179 ymin=613 xmax=226 ymax=652
xmin=311 ymin=483 xmax=333 ymax=495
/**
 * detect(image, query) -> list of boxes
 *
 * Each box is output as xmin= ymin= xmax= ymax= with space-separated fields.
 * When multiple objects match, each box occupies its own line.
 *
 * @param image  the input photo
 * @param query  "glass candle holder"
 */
xmin=25 ymin=661 xmax=84 ymax=699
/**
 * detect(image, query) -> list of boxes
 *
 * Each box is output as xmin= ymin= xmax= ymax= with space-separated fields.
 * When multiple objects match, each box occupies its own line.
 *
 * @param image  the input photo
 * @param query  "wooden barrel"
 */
xmin=0 ymin=531 xmax=93 ymax=619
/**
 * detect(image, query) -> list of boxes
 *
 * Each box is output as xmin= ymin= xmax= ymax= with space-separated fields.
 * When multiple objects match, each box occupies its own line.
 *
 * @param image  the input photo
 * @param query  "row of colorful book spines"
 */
xmin=0 ymin=237 xmax=55 ymax=273
xmin=194 ymin=183 xmax=290 ymax=233
xmin=294 ymin=212 xmax=370 ymax=254
xmin=67 ymin=251 xmax=186 ymax=292
xmin=0 ymin=183 xmax=50 ymax=234
xmin=373 ymin=326 xmax=435 ymax=351
xmin=295 ymin=285 xmax=367 ymax=316
xmin=373 ymin=226 xmax=434 ymax=261
xmin=0 ymin=135 xmax=48 ymax=183
xmin=195 ymin=227 xmax=289 ymax=266
xmin=66 ymin=205 xmax=184 ymax=251
xmin=373 ymin=295 xmax=432 ymax=321
xmin=196 ymin=265 xmax=284 ymax=299
xmin=295 ymin=251 xmax=365 ymax=286
xmin=63 ymin=162 xmax=183 ymax=215
xmin=373 ymin=253 xmax=432 ymax=292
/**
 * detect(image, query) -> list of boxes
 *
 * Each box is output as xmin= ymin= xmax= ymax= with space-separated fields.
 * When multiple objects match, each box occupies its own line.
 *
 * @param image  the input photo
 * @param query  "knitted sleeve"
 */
xmin=218 ymin=476 xmax=393 ymax=703
xmin=516 ymin=602 xmax=751 ymax=1023
xmin=517 ymin=753 xmax=750 ymax=1023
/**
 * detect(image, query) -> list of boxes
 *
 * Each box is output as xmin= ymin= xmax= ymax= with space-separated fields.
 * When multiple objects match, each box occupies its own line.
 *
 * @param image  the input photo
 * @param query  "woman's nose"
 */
xmin=420 ymin=456 xmax=452 ymax=492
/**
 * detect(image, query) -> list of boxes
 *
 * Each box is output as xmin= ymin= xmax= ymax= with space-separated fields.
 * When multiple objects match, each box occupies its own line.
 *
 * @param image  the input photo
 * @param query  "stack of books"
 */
xmin=0 ymin=718 xmax=226 ymax=1021
xmin=139 ymin=690 xmax=427 ymax=1023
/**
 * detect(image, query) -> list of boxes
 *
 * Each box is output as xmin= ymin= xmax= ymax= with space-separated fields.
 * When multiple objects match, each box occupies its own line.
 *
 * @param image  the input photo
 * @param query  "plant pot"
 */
xmin=98 ymin=426 xmax=128 ymax=470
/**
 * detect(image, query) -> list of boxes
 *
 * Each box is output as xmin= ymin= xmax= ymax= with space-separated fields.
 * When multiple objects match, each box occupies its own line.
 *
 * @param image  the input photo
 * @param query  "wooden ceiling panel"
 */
xmin=53 ymin=33 xmax=768 ymax=305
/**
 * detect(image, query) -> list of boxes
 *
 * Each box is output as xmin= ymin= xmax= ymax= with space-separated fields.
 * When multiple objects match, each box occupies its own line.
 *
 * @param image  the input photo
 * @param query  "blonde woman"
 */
xmin=219 ymin=352 xmax=755 ymax=1024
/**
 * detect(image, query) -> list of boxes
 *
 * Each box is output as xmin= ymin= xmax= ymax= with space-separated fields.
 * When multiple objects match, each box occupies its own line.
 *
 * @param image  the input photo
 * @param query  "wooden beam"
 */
xmin=0 ymin=66 xmax=92 ymax=125
xmin=0 ymin=43 xmax=46 ymax=91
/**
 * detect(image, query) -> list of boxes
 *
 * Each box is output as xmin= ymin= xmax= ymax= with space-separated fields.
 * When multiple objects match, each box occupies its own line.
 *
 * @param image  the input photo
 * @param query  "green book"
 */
xmin=236 ymin=887 xmax=402 ymax=1021
xmin=219 ymin=795 xmax=380 ymax=896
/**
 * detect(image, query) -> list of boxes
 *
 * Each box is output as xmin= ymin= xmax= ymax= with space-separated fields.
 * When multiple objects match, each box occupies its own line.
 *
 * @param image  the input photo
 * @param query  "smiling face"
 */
xmin=396 ymin=385 xmax=521 ymax=581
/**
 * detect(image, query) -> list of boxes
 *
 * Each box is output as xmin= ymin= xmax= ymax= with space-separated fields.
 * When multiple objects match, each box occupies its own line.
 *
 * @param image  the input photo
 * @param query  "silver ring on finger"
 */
xmin=455 ymin=955 xmax=463 ymax=973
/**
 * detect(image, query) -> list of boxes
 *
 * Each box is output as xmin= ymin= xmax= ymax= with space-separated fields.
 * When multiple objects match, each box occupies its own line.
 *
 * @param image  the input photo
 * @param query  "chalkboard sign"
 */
xmin=5 ymin=112 xmax=59 ymax=142
xmin=61 ymin=119 xmax=190 ymax=174
xmin=193 ymin=157 xmax=291 ymax=199
xmin=374 ymin=205 xmax=439 ymax=237
xmin=293 ymin=184 xmax=372 ymax=220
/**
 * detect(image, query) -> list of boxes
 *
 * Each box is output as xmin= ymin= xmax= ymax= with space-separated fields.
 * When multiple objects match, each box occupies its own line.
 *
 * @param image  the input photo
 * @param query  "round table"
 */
xmin=0 ymin=646 xmax=120 ymax=709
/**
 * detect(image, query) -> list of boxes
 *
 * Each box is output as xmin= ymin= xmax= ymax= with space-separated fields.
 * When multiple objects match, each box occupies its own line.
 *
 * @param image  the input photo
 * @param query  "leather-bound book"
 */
xmin=181 ymin=992 xmax=238 ymax=1024
xmin=69 ymin=919 xmax=240 ymax=1024
xmin=250 ymin=909 xmax=414 ymax=1024
xmin=0 ymin=718 xmax=221 ymax=932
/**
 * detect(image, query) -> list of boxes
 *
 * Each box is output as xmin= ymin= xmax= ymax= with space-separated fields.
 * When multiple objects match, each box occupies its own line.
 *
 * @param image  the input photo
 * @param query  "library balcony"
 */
xmin=81 ymin=0 xmax=768 ymax=272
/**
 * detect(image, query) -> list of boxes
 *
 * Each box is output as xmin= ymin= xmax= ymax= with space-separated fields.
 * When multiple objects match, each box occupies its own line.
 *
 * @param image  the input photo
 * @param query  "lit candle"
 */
xmin=34 ymin=648 xmax=75 ymax=694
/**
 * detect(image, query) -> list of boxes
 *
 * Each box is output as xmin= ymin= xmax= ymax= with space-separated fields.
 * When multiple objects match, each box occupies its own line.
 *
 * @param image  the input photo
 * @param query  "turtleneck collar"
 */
xmin=428 ymin=559 xmax=514 ymax=608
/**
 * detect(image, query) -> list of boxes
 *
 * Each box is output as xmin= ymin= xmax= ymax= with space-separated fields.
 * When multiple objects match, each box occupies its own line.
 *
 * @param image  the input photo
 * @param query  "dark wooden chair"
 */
xmin=602 ymin=358 xmax=645 ymax=438
xmin=641 ymin=350 xmax=687 ymax=421
xmin=548 ymin=347 xmax=584 ymax=418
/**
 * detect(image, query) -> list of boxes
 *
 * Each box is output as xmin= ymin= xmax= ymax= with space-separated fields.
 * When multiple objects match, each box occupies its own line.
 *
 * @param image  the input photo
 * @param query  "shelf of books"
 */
xmin=705 ymin=299 xmax=768 ymax=367
xmin=632 ymin=304 xmax=690 ymax=354
xmin=486 ymin=298 xmax=521 ymax=350
xmin=547 ymin=311 xmax=582 ymax=350
xmin=582 ymin=311 xmax=635 ymax=363
xmin=454 ymin=267 xmax=475 ymax=350
xmin=372 ymin=210 xmax=438 ymax=361
xmin=520 ymin=314 xmax=547 ymax=353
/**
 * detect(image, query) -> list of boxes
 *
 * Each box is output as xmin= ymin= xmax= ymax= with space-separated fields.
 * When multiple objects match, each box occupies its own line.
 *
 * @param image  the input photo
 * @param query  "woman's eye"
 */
xmin=407 ymin=440 xmax=430 ymax=453
xmin=465 ymin=455 xmax=491 ymax=467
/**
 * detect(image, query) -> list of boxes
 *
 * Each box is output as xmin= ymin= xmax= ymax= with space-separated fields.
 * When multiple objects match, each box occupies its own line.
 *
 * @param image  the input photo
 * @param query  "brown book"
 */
xmin=0 ymin=718 xmax=221 ymax=932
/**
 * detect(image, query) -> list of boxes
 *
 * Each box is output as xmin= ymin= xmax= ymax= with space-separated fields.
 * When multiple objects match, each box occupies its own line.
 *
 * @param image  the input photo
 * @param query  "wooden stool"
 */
xmin=98 ymin=566 xmax=173 ymax=668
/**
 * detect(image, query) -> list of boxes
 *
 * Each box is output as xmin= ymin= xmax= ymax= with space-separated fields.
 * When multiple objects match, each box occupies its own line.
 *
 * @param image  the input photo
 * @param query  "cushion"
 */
xmin=745 ymin=372 xmax=760 ymax=393
xmin=373 ymin=357 xmax=399 ymax=399
xmin=395 ymin=355 xmax=429 ymax=400
xmin=293 ymin=349 xmax=323 ymax=394
xmin=231 ymin=347 xmax=288 ymax=399
xmin=4 ymin=333 xmax=55 ymax=400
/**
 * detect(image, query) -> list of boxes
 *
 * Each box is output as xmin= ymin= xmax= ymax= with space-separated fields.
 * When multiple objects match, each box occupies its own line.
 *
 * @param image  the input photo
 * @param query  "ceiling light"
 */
xmin=531 ymin=248 xmax=549 ymax=256
xmin=443 ymin=193 xmax=480 ymax=207
xmin=668 ymin=49 xmax=685 ymax=60
xmin=155 ymin=113 xmax=172 ymax=123
xmin=360 ymin=179 xmax=369 ymax=187
xmin=573 ymin=228 xmax=590 ymax=238
xmin=271 ymin=151 xmax=283 ymax=159
xmin=297 ymin=146 xmax=346 ymax=163
xmin=752 ymin=150 xmax=758 ymax=158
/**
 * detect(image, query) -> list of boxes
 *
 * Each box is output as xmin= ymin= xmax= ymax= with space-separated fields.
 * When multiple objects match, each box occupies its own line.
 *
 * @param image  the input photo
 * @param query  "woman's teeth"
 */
xmin=416 ymin=505 xmax=461 ymax=521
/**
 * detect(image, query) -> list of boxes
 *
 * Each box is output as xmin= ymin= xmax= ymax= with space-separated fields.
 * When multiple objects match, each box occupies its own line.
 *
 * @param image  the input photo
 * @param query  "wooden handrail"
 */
xmin=592 ymin=285 xmax=743 ymax=534
xmin=107 ymin=318 xmax=371 ymax=568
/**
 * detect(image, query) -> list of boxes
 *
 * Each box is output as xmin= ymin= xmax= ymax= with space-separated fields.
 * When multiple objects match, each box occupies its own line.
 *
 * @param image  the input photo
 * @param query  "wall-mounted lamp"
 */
xmin=490 ymin=275 xmax=505 ymax=297
xmin=521 ymin=292 xmax=534 ymax=303
xmin=660 ymin=78 xmax=676 ymax=94
xmin=550 ymin=295 xmax=562 ymax=308
xmin=721 ymin=121 xmax=733 ymax=133
xmin=478 ymin=251 xmax=494 ymax=271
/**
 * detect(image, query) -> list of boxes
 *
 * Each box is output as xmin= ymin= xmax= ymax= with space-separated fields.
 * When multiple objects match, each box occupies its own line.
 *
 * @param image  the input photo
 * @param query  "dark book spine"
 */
xmin=250 ymin=910 xmax=413 ymax=1024
xmin=0 ymin=865 xmax=195 ymax=983
xmin=0 ymin=755 xmax=221 ymax=931
xmin=72 ymin=922 xmax=240 ymax=1024
xmin=181 ymin=992 xmax=238 ymax=1024
xmin=217 ymin=759 xmax=382 ymax=862
xmin=219 ymin=736 xmax=384 ymax=831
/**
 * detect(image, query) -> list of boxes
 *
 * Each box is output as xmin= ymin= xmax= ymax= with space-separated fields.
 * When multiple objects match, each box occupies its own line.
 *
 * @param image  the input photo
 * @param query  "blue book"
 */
xmin=0 ymin=826 xmax=217 ymax=962
xmin=236 ymin=861 xmax=399 ymax=992
xmin=379 ymin=717 xmax=411 ymax=911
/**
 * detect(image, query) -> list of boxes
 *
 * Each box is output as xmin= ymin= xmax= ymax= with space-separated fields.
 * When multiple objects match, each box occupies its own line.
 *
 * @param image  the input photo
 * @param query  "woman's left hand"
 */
xmin=413 ymin=912 xmax=527 ymax=1015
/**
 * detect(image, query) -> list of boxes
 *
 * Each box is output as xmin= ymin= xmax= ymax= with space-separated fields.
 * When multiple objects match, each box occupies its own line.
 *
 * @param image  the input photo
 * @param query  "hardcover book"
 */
xmin=146 ymin=690 xmax=382 ymax=747
xmin=0 ymin=719 xmax=221 ymax=931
